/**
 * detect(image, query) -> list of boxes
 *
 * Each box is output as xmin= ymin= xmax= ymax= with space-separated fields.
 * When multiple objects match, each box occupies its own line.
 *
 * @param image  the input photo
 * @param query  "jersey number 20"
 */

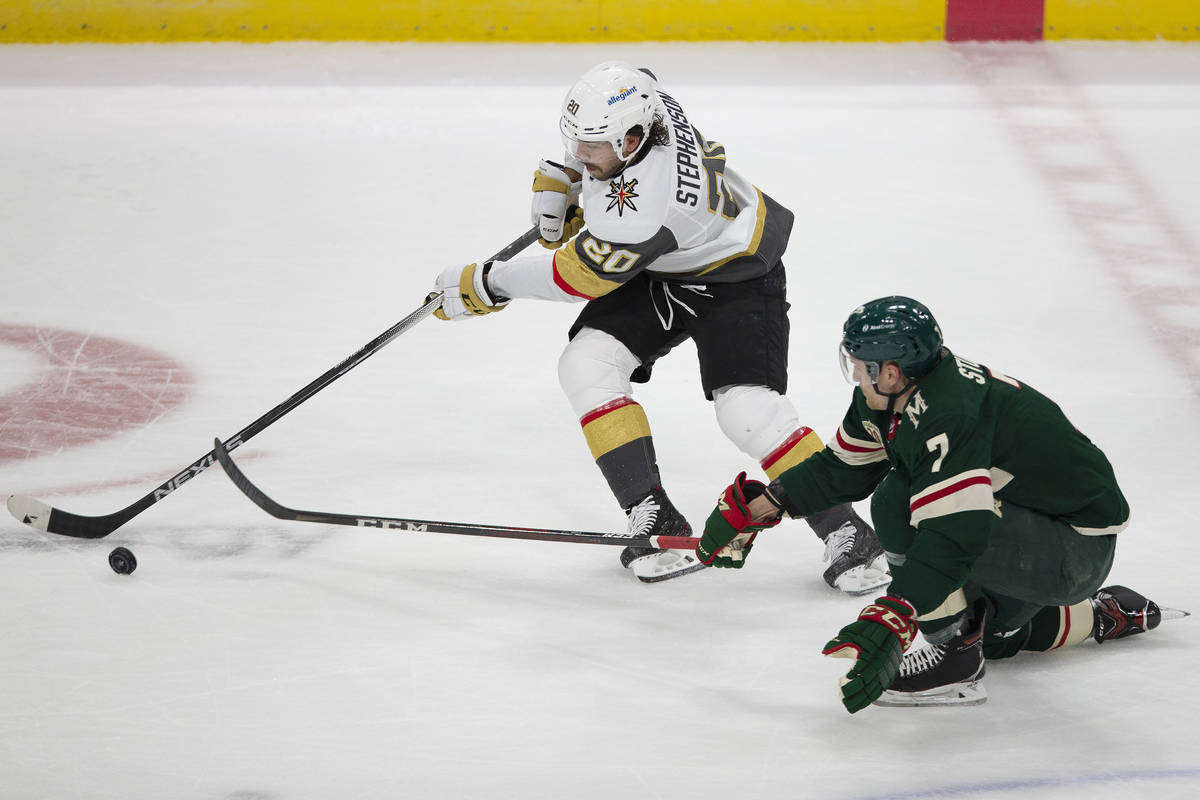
xmin=582 ymin=239 xmax=642 ymax=273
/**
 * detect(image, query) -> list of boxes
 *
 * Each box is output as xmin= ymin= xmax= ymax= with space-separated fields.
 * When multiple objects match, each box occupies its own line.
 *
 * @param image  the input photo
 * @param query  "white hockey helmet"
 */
xmin=559 ymin=61 xmax=659 ymax=164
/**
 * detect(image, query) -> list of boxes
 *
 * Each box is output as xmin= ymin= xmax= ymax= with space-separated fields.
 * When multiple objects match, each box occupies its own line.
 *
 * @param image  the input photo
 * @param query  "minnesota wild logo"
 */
xmin=605 ymin=177 xmax=639 ymax=216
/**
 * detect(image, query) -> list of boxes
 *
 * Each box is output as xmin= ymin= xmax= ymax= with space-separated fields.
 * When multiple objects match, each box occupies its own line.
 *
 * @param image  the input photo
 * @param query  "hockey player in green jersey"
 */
xmin=698 ymin=295 xmax=1188 ymax=710
xmin=431 ymin=61 xmax=887 ymax=589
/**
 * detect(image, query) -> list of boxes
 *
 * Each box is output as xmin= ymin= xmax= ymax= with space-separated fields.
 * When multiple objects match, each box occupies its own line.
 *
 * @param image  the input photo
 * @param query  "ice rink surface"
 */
xmin=2 ymin=40 xmax=1199 ymax=799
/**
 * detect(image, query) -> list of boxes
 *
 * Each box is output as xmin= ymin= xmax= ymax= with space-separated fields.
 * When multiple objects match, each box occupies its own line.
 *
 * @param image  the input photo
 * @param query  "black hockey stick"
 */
xmin=213 ymin=438 xmax=701 ymax=550
xmin=7 ymin=226 xmax=540 ymax=539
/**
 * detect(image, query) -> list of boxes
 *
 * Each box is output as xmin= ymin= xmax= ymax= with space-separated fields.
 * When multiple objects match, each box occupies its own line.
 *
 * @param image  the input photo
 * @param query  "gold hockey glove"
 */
xmin=531 ymin=159 xmax=583 ymax=248
xmin=432 ymin=262 xmax=509 ymax=321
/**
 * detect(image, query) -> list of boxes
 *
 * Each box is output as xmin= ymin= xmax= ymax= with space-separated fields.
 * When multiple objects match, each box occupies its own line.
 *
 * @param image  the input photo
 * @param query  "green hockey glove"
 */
xmin=822 ymin=595 xmax=918 ymax=713
xmin=697 ymin=472 xmax=782 ymax=568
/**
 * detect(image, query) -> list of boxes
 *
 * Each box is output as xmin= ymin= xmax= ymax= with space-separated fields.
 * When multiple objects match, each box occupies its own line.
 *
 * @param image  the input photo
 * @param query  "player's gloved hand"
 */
xmin=696 ymin=472 xmax=782 ymax=568
xmin=822 ymin=595 xmax=918 ymax=713
xmin=531 ymin=159 xmax=583 ymax=248
xmin=431 ymin=262 xmax=509 ymax=321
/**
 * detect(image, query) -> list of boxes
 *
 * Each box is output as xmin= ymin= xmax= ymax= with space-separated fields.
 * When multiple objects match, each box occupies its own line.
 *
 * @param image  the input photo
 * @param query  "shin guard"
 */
xmin=580 ymin=398 xmax=659 ymax=509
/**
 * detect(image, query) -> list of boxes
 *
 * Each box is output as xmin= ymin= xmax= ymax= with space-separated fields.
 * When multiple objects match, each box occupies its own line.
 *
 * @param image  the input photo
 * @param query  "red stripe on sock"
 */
xmin=580 ymin=397 xmax=637 ymax=427
xmin=760 ymin=427 xmax=815 ymax=472
xmin=1052 ymin=605 xmax=1072 ymax=649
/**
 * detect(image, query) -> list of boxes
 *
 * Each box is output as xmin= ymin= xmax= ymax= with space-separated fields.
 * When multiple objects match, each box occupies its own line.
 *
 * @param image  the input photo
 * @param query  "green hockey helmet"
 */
xmin=839 ymin=296 xmax=944 ymax=384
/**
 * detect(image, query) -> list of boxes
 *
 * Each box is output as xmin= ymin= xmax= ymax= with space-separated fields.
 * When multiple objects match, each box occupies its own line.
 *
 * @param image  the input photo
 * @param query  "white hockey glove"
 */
xmin=531 ymin=159 xmax=584 ymax=249
xmin=432 ymin=262 xmax=509 ymax=321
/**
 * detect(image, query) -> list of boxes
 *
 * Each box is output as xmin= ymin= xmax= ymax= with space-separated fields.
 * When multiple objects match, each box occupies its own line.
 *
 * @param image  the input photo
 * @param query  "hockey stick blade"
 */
xmin=213 ymin=438 xmax=699 ymax=550
xmin=2 ymin=294 xmax=440 ymax=540
xmin=6 ymin=226 xmax=541 ymax=539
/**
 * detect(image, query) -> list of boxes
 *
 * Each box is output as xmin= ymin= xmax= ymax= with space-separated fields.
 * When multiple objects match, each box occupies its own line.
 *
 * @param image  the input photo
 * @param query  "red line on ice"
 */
xmin=960 ymin=45 xmax=1200 ymax=402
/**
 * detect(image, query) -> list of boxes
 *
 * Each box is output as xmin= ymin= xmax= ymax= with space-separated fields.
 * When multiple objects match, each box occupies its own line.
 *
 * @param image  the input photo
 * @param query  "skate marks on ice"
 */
xmin=850 ymin=766 xmax=1200 ymax=800
xmin=957 ymin=44 xmax=1200 ymax=403
xmin=0 ymin=324 xmax=192 ymax=465
xmin=0 ymin=523 xmax=331 ymax=564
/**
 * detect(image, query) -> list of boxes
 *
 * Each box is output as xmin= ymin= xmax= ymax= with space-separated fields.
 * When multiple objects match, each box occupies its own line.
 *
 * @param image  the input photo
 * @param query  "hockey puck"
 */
xmin=108 ymin=546 xmax=137 ymax=575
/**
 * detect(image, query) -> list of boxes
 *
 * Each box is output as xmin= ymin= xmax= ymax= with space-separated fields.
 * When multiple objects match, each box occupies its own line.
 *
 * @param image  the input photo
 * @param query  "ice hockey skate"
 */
xmin=619 ymin=489 xmax=705 ymax=583
xmin=1092 ymin=585 xmax=1190 ymax=643
xmin=874 ymin=614 xmax=988 ymax=708
xmin=821 ymin=516 xmax=890 ymax=596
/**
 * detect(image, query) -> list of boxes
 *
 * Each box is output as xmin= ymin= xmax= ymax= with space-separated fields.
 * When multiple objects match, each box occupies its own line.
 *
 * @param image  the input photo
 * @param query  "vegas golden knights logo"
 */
xmin=606 ymin=177 xmax=639 ymax=216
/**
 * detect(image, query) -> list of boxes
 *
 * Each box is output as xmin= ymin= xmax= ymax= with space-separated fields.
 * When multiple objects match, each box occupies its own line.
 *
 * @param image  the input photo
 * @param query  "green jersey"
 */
xmin=775 ymin=349 xmax=1129 ymax=615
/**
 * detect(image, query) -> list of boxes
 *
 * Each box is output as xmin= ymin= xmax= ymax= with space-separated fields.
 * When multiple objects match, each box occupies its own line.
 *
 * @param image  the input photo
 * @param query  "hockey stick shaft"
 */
xmin=213 ymin=438 xmax=700 ymax=550
xmin=7 ymin=227 xmax=541 ymax=539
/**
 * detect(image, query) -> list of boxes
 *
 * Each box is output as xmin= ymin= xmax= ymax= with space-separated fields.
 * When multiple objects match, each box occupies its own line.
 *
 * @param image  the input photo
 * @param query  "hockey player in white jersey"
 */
xmin=433 ymin=61 xmax=888 ymax=587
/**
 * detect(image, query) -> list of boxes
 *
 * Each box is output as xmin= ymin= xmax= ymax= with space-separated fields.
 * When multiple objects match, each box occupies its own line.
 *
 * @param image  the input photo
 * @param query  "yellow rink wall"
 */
xmin=1045 ymin=0 xmax=1198 ymax=40
xmin=0 ymin=0 xmax=1196 ymax=43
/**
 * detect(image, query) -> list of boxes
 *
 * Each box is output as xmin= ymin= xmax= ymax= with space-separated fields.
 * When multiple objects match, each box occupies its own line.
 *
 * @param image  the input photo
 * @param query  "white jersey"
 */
xmin=490 ymin=88 xmax=794 ymax=303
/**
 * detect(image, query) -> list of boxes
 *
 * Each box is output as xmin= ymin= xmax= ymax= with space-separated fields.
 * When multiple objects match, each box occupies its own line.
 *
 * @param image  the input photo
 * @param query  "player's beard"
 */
xmin=586 ymin=162 xmax=623 ymax=181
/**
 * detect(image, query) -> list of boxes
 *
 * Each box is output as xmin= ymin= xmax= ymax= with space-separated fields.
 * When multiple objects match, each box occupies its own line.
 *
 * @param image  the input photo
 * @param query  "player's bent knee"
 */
xmin=558 ymin=327 xmax=642 ymax=418
xmin=712 ymin=384 xmax=802 ymax=461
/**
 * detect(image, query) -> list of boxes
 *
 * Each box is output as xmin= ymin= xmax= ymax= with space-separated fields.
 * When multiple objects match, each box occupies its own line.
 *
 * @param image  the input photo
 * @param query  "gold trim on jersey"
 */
xmin=694 ymin=188 xmax=768 ymax=277
xmin=552 ymin=246 xmax=622 ymax=299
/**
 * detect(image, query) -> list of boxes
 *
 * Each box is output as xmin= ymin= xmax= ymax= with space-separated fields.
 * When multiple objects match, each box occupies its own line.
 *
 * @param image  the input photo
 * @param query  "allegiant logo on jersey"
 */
xmin=658 ymin=91 xmax=701 ymax=207
xmin=608 ymin=86 xmax=638 ymax=105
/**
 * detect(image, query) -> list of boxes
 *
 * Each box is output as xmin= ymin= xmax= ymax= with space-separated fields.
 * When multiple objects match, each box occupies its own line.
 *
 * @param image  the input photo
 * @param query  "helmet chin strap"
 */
xmin=869 ymin=377 xmax=918 ymax=439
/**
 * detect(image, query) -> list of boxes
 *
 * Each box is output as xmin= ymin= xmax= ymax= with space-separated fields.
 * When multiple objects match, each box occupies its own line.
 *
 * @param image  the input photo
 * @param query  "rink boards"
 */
xmin=1 ymin=0 xmax=1197 ymax=43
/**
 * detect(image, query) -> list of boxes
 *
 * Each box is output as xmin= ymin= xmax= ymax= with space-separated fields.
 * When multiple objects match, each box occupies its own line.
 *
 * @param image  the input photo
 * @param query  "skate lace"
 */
xmin=899 ymin=643 xmax=946 ymax=677
xmin=822 ymin=522 xmax=856 ymax=563
xmin=626 ymin=496 xmax=660 ymax=537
